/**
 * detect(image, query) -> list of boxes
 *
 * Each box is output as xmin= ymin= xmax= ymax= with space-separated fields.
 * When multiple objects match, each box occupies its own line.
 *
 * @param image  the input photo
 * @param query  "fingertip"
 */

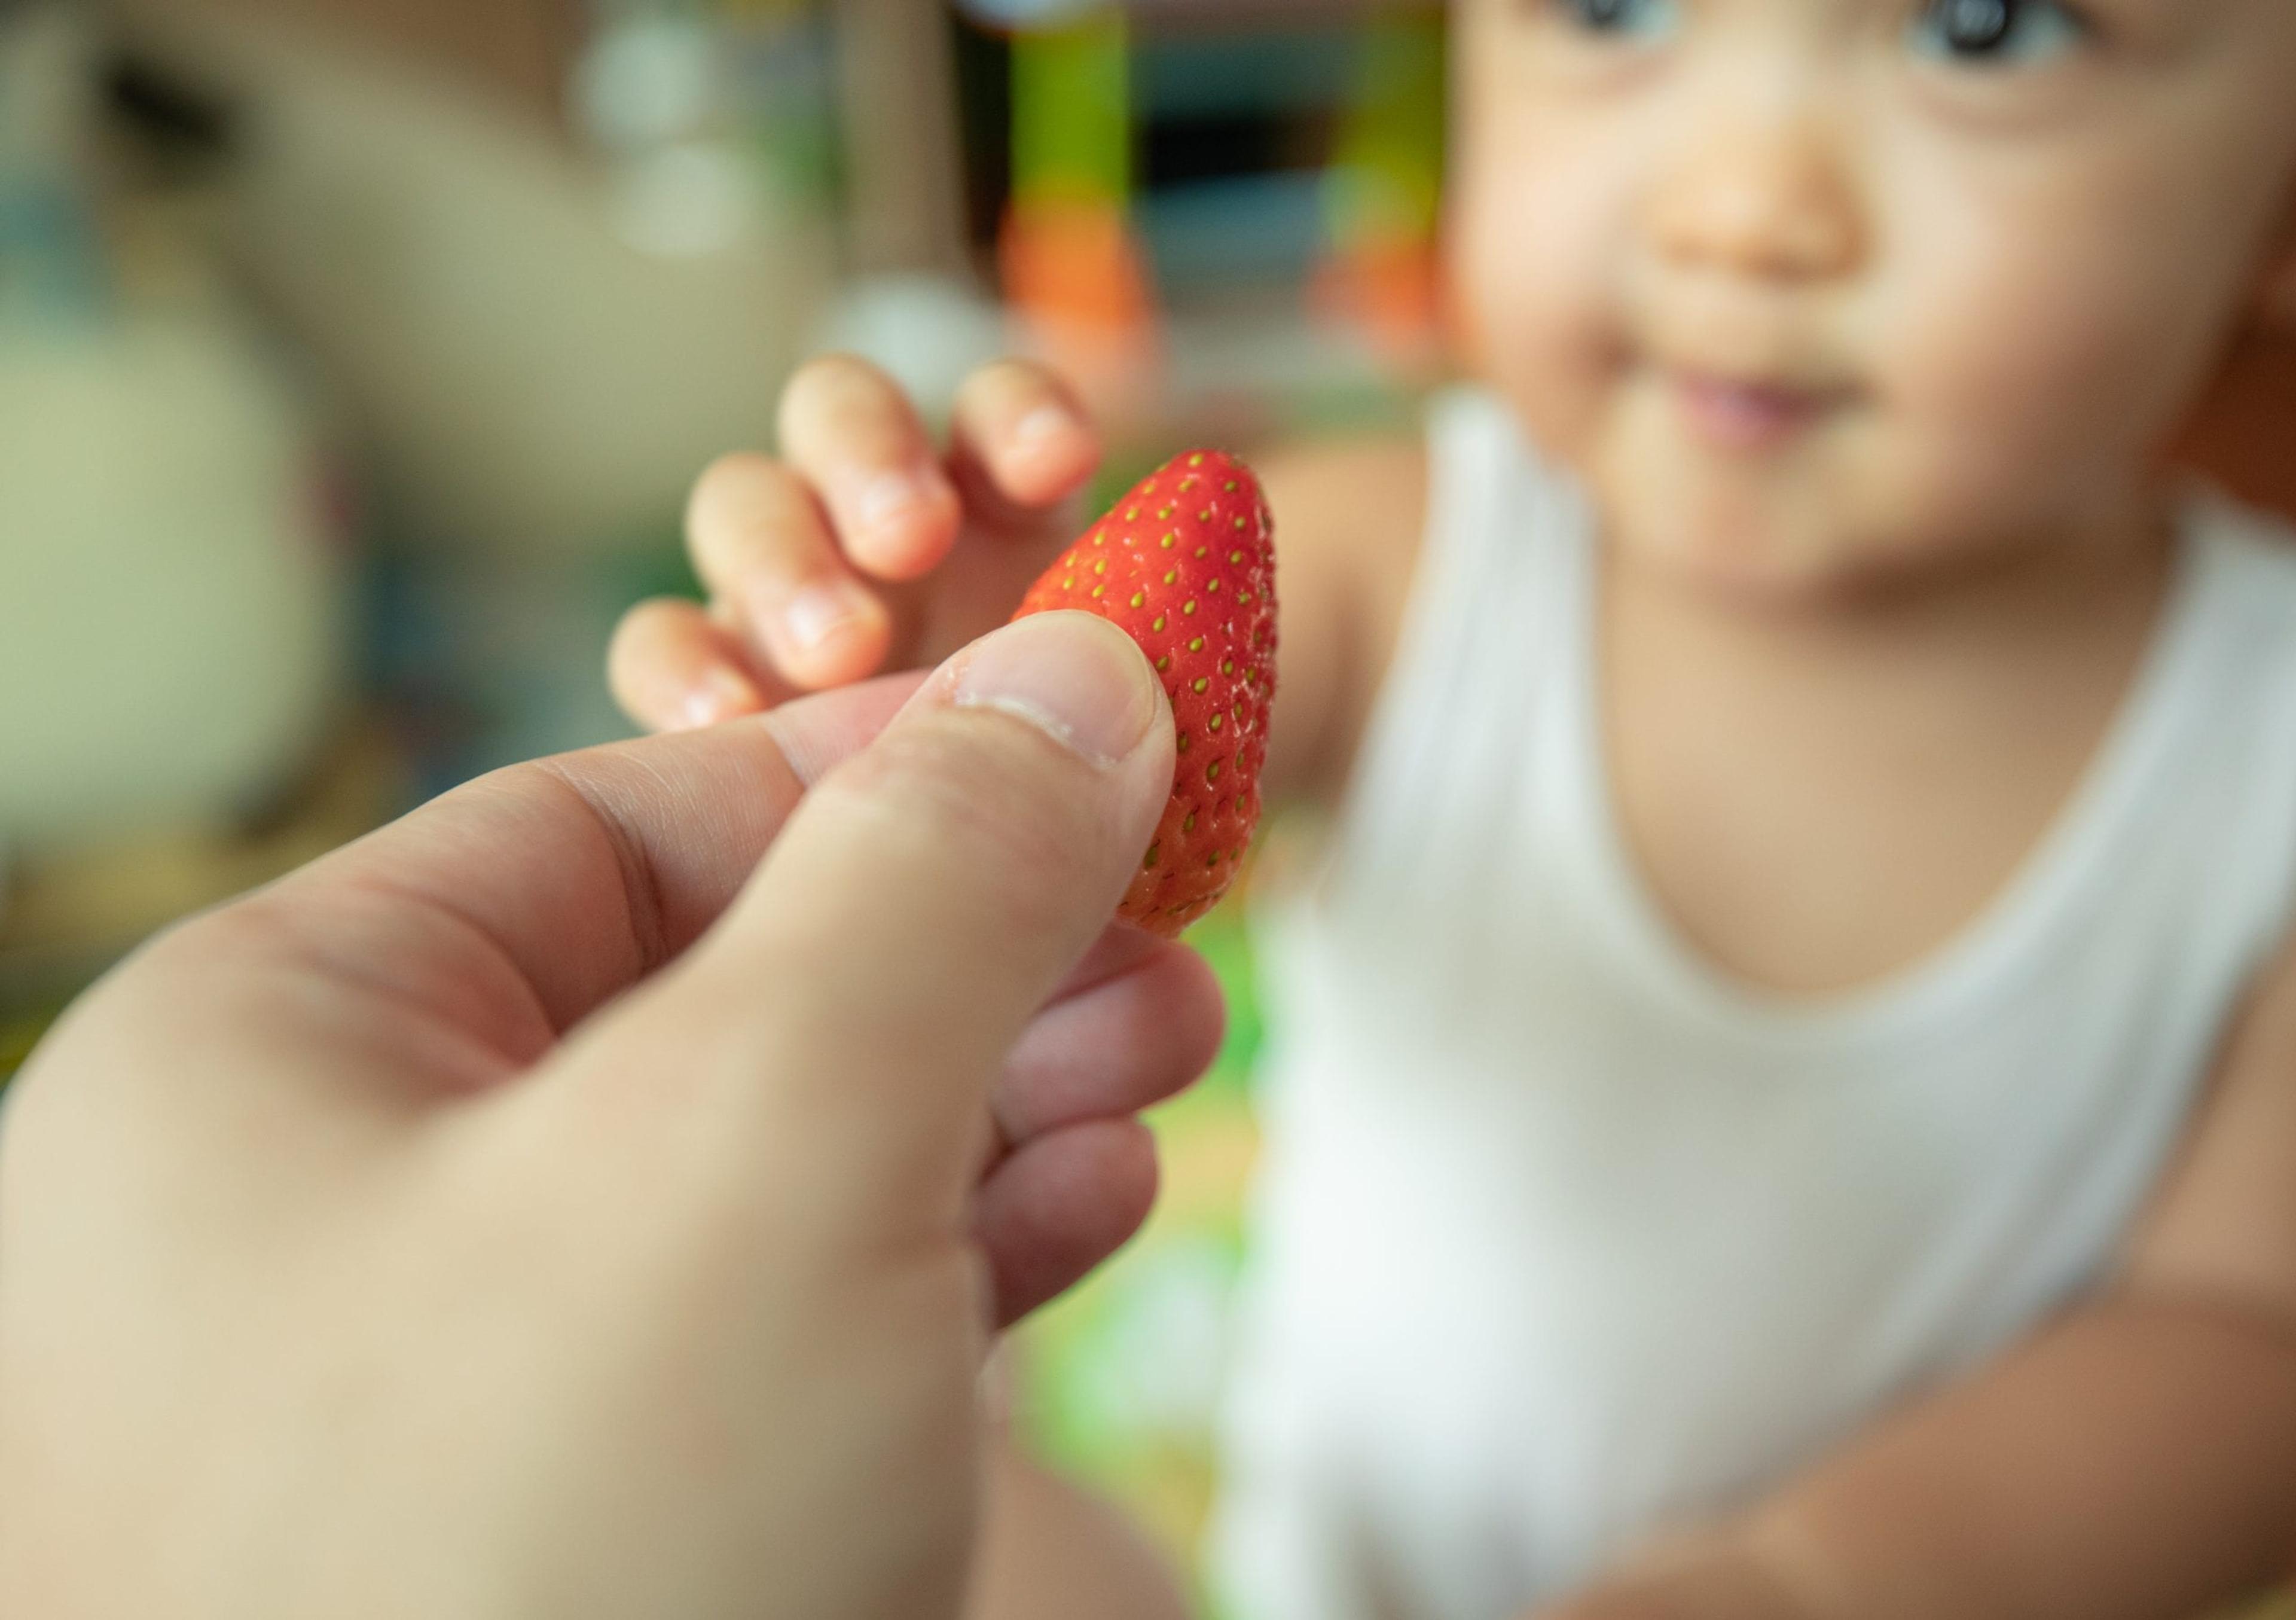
xmin=606 ymin=614 xmax=657 ymax=728
xmin=842 ymin=469 xmax=965 ymax=583
xmin=677 ymin=665 xmax=767 ymax=731
xmin=688 ymin=449 xmax=774 ymax=531
xmin=997 ymin=407 xmax=1102 ymax=507
xmin=609 ymin=598 xmax=768 ymax=734
xmin=747 ymin=577 xmax=897 ymax=691
xmin=954 ymin=361 xmax=1102 ymax=511
xmin=774 ymin=355 xmax=965 ymax=582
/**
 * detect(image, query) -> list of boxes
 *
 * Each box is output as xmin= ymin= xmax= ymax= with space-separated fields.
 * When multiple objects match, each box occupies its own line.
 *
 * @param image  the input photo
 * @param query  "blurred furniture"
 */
xmin=0 ymin=5 xmax=352 ymax=870
xmin=0 ymin=4 xmax=385 ymax=1035
xmin=0 ymin=303 xmax=349 ymax=853
xmin=836 ymin=0 xmax=972 ymax=279
xmin=109 ymin=0 xmax=840 ymax=560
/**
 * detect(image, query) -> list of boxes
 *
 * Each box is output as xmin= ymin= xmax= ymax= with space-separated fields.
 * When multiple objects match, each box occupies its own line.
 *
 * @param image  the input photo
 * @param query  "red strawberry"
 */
xmin=1011 ymin=449 xmax=1277 ymax=937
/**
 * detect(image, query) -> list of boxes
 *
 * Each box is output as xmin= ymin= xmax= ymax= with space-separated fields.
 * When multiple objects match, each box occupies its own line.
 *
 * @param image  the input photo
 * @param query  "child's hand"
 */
xmin=611 ymin=355 xmax=1103 ymax=731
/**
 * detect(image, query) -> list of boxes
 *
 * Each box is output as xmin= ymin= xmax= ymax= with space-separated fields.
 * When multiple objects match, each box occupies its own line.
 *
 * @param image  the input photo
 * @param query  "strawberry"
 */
xmin=1011 ymin=449 xmax=1277 ymax=937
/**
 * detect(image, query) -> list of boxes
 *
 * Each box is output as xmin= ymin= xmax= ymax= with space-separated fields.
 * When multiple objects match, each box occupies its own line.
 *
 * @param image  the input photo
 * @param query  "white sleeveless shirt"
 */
xmin=1208 ymin=390 xmax=2296 ymax=1620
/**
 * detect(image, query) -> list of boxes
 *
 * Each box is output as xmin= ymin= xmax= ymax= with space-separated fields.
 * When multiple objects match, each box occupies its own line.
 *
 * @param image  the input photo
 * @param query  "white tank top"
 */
xmin=1209 ymin=390 xmax=2296 ymax=1620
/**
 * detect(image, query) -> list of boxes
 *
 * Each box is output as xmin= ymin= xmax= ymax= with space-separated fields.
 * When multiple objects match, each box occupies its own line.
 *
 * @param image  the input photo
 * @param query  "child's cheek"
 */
xmin=1451 ymin=106 xmax=1635 ymax=472
xmin=1874 ymin=164 xmax=2252 ymax=535
xmin=1839 ymin=293 xmax=2175 ymax=575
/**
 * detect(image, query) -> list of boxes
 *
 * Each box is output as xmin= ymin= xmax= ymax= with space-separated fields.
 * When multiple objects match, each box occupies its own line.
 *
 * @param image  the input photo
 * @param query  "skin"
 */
xmin=0 ymin=614 xmax=1223 ymax=1619
xmin=609 ymin=1 xmax=2296 ymax=1613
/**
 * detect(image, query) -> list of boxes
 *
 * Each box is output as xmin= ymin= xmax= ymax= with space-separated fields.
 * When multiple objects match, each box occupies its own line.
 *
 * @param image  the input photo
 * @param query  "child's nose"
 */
xmin=1645 ymin=121 xmax=1865 ymax=285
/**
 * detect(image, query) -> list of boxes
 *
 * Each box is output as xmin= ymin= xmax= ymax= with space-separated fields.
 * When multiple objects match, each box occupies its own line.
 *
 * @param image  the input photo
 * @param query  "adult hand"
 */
xmin=0 ymin=612 xmax=1216 ymax=1620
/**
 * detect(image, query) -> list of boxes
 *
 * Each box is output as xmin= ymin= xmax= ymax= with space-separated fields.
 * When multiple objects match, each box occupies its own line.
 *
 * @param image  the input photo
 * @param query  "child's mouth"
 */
xmin=1670 ymin=370 xmax=1846 ymax=454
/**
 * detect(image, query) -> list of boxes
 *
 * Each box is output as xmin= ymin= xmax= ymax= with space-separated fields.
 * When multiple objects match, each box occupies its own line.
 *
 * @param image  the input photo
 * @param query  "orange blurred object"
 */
xmin=998 ymin=196 xmax=1162 ymax=416
xmin=1311 ymin=231 xmax=1446 ymax=373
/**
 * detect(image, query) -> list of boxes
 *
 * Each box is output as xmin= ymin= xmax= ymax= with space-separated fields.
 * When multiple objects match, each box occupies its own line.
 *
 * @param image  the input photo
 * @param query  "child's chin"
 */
xmin=1604 ymin=483 xmax=1893 ymax=607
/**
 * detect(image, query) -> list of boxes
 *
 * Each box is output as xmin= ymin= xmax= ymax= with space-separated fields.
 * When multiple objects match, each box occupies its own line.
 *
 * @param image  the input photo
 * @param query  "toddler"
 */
xmin=609 ymin=1 xmax=2296 ymax=1615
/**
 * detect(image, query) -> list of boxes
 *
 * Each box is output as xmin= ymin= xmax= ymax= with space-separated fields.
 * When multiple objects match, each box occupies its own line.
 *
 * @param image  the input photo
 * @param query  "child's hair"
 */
xmin=2178 ymin=332 xmax=2296 ymax=524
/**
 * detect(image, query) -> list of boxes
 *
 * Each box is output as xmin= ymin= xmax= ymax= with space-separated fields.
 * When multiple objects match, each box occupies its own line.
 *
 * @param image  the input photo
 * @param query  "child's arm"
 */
xmin=1541 ymin=935 xmax=2296 ymax=1620
xmin=1251 ymin=435 xmax=1429 ymax=810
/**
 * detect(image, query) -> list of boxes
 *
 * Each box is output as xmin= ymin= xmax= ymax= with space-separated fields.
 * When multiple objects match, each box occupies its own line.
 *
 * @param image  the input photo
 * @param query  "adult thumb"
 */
xmin=581 ymin=611 xmax=1176 ymax=1229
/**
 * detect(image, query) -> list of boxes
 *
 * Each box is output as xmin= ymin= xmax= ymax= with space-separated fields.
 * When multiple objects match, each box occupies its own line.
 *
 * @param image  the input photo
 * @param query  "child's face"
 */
xmin=1452 ymin=0 xmax=2296 ymax=596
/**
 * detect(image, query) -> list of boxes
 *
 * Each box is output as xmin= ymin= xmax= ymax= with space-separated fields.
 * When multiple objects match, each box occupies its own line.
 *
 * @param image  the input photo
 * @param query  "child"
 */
xmin=607 ymin=1 xmax=2296 ymax=1615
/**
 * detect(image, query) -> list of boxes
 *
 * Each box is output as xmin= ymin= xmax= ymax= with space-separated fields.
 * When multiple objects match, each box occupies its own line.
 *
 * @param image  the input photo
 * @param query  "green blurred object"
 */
xmin=1324 ymin=11 xmax=1447 ymax=250
xmin=1011 ymin=11 xmax=1134 ymax=211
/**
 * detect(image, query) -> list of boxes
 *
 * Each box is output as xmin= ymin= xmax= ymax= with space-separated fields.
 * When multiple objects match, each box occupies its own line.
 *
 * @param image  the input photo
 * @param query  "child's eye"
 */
xmin=1907 ymin=0 xmax=2089 ymax=67
xmin=1550 ymin=0 xmax=1683 ymax=42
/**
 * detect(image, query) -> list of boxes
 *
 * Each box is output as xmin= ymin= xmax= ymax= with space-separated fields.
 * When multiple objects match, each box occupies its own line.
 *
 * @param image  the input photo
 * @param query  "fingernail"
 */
xmin=1013 ymin=404 xmax=1073 ymax=445
xmin=784 ymin=582 xmax=866 ymax=654
xmin=680 ymin=665 xmax=759 ymax=730
xmin=854 ymin=467 xmax=948 ymax=533
xmin=952 ymin=612 xmax=1159 ymax=767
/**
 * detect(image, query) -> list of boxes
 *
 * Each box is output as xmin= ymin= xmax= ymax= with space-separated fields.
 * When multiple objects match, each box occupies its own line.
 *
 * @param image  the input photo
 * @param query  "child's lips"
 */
xmin=1670 ymin=370 xmax=1849 ymax=454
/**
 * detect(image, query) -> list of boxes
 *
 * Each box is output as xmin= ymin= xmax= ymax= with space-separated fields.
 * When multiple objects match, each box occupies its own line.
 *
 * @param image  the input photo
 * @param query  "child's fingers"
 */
xmin=687 ymin=452 xmax=895 ymax=692
xmin=777 ymin=354 xmax=964 ymax=584
xmin=949 ymin=360 xmax=1101 ymax=518
xmin=609 ymin=598 xmax=774 ymax=733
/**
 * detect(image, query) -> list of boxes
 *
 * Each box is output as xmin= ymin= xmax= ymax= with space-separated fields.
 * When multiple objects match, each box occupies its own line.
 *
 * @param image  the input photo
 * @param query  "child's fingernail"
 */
xmin=783 ymin=582 xmax=868 ymax=655
xmin=854 ymin=466 xmax=948 ymax=533
xmin=680 ymin=666 xmax=759 ymax=730
xmin=952 ymin=612 xmax=1160 ymax=767
xmin=1013 ymin=404 xmax=1073 ymax=446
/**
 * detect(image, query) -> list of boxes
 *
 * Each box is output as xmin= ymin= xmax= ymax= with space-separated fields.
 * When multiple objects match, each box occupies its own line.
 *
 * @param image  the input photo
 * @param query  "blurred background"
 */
xmin=2 ymin=0 xmax=2291 ymax=1611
